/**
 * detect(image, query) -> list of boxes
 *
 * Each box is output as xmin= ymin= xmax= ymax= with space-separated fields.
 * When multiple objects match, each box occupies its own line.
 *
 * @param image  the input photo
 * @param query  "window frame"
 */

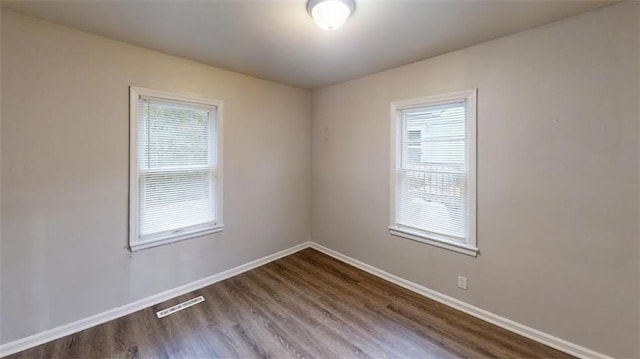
xmin=129 ymin=86 xmax=224 ymax=251
xmin=389 ymin=89 xmax=478 ymax=257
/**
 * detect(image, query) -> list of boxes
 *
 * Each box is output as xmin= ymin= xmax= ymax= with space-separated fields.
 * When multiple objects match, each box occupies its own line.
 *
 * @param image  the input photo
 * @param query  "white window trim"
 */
xmin=389 ymin=89 xmax=478 ymax=257
xmin=129 ymin=86 xmax=224 ymax=251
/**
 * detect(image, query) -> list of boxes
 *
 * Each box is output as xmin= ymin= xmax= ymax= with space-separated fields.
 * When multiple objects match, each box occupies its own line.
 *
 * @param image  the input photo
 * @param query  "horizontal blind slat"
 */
xmin=397 ymin=100 xmax=468 ymax=242
xmin=137 ymin=97 xmax=217 ymax=240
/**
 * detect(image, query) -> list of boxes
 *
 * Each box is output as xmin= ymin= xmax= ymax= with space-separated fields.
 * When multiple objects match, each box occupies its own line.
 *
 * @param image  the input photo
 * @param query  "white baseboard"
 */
xmin=0 ymin=241 xmax=312 ymax=358
xmin=309 ymin=242 xmax=612 ymax=359
xmin=1 ymin=241 xmax=613 ymax=359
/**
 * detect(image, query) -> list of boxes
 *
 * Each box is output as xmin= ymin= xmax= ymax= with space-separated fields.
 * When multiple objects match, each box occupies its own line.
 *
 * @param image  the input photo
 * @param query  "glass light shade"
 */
xmin=309 ymin=0 xmax=353 ymax=31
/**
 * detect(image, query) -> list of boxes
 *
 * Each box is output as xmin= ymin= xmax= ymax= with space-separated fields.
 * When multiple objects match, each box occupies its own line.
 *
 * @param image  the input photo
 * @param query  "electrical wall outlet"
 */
xmin=457 ymin=276 xmax=468 ymax=290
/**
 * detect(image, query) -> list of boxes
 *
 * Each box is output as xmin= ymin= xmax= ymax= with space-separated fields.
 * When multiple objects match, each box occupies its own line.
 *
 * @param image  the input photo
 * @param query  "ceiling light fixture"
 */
xmin=307 ymin=0 xmax=355 ymax=31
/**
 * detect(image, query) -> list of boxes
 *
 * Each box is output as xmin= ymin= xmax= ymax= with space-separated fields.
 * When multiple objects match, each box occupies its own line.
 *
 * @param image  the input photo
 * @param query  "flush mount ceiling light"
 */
xmin=307 ymin=0 xmax=356 ymax=31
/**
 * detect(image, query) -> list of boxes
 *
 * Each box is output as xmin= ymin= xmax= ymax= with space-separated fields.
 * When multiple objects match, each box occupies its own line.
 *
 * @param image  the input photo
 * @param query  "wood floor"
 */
xmin=8 ymin=249 xmax=573 ymax=359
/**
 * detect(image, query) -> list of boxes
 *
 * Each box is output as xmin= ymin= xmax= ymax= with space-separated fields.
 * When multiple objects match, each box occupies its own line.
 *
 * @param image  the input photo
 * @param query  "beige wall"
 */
xmin=311 ymin=3 xmax=639 ymax=358
xmin=0 ymin=8 xmax=3 ymax=345
xmin=2 ymin=3 xmax=639 ymax=358
xmin=0 ymin=11 xmax=310 ymax=343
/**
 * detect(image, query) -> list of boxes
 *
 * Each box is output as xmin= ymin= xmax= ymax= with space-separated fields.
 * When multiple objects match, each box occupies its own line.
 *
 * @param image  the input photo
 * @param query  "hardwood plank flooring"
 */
xmin=7 ymin=249 xmax=574 ymax=359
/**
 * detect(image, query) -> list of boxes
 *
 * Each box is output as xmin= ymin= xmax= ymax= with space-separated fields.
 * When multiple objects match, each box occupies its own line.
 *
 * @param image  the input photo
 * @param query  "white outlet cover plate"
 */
xmin=458 ymin=276 xmax=467 ymax=290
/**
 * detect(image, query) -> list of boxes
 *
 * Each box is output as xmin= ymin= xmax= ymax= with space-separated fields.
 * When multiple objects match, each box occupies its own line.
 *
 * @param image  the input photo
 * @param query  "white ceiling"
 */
xmin=1 ymin=0 xmax=617 ymax=89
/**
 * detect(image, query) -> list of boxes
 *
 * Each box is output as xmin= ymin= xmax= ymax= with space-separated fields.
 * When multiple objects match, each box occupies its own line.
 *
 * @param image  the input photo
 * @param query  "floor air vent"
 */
xmin=156 ymin=296 xmax=205 ymax=318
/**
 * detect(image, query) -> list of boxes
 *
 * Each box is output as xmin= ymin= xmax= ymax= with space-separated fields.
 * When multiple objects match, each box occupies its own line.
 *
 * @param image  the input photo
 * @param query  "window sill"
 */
xmin=130 ymin=224 xmax=224 ymax=251
xmin=389 ymin=226 xmax=478 ymax=257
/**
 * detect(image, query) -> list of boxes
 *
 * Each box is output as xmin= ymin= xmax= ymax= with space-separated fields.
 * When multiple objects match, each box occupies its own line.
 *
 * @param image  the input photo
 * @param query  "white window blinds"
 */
xmin=130 ymin=88 xmax=222 ymax=250
xmin=396 ymin=100 xmax=469 ymax=244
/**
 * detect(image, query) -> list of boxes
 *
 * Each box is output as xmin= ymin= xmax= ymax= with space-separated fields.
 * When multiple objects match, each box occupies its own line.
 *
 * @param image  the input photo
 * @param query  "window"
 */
xmin=390 ymin=90 xmax=477 ymax=256
xmin=129 ymin=87 xmax=223 ymax=251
